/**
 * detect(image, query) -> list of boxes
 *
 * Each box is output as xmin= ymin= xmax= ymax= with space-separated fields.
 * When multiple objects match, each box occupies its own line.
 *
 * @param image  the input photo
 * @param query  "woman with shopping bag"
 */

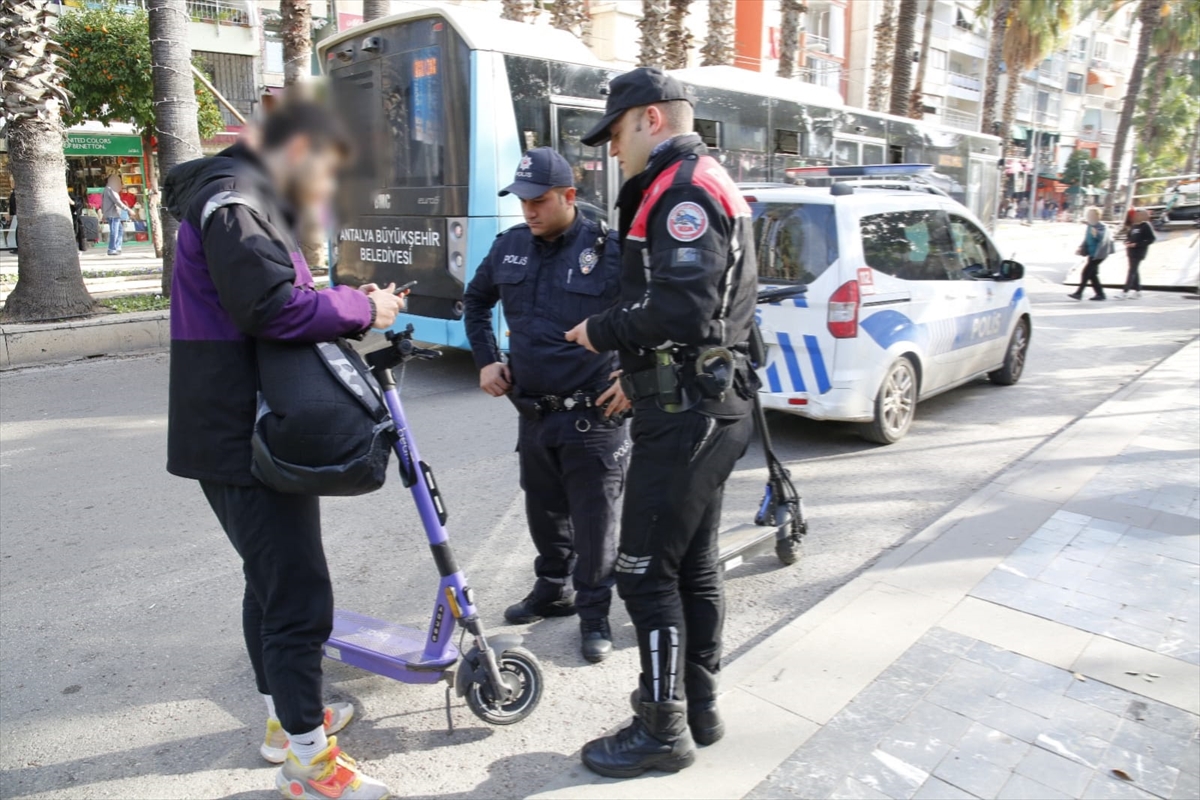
xmin=1069 ymin=207 xmax=1114 ymax=301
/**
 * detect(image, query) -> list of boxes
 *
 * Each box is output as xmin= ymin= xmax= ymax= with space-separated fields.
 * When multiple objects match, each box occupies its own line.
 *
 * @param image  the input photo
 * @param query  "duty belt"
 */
xmin=621 ymin=345 xmax=750 ymax=411
xmin=536 ymin=391 xmax=604 ymax=413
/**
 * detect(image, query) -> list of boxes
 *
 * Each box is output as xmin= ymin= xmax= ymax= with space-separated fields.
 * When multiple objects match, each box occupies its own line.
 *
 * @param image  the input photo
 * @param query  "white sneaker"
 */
xmin=261 ymin=703 xmax=355 ymax=763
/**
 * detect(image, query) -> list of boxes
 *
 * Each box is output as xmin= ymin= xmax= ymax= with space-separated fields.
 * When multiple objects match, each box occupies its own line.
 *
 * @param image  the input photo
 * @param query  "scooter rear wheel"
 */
xmin=465 ymin=647 xmax=543 ymax=725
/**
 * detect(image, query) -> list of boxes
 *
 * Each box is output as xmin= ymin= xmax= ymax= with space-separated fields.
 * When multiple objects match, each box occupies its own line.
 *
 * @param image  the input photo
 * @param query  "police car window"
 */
xmin=750 ymin=203 xmax=839 ymax=284
xmin=860 ymin=209 xmax=960 ymax=281
xmin=948 ymin=215 xmax=1001 ymax=274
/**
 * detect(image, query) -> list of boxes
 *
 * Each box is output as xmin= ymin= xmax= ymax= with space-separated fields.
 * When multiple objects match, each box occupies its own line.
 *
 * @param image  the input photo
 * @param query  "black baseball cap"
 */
xmin=499 ymin=147 xmax=575 ymax=200
xmin=581 ymin=67 xmax=696 ymax=147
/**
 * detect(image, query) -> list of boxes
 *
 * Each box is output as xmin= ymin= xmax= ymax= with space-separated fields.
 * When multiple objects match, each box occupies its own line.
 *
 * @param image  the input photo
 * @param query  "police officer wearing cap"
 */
xmin=565 ymin=68 xmax=759 ymax=777
xmin=464 ymin=147 xmax=630 ymax=664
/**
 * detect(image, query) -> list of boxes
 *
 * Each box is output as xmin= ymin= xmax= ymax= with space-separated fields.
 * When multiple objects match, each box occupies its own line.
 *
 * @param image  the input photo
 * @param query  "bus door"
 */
xmin=551 ymin=102 xmax=614 ymax=227
xmin=968 ymin=155 xmax=998 ymax=228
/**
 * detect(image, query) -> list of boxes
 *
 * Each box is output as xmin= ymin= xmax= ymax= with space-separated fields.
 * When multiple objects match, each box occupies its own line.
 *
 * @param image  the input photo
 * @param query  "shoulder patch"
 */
xmin=666 ymin=201 xmax=708 ymax=242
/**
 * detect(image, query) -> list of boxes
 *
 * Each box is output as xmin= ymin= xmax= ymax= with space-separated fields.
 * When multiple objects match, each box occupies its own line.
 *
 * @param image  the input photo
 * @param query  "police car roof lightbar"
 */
xmin=784 ymin=164 xmax=935 ymax=179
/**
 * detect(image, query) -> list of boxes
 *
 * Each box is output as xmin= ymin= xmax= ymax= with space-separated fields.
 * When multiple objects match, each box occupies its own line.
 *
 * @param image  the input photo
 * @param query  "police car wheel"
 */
xmin=861 ymin=358 xmax=917 ymax=445
xmin=988 ymin=320 xmax=1030 ymax=386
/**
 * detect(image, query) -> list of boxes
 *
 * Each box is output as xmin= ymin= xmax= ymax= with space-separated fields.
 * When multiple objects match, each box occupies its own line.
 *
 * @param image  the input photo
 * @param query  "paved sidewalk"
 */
xmin=533 ymin=339 xmax=1200 ymax=800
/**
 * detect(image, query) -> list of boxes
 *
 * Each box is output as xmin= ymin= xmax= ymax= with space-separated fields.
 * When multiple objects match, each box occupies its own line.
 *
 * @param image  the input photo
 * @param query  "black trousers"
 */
xmin=1124 ymin=253 xmax=1145 ymax=292
xmin=518 ymin=411 xmax=627 ymax=620
xmin=201 ymin=481 xmax=331 ymax=734
xmin=1076 ymin=257 xmax=1106 ymax=297
xmin=615 ymin=407 xmax=753 ymax=702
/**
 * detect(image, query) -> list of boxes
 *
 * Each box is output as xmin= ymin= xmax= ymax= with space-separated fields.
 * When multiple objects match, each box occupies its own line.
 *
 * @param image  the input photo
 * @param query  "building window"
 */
xmin=1069 ymin=35 xmax=1088 ymax=62
xmin=1066 ymin=72 xmax=1084 ymax=94
xmin=929 ymin=49 xmax=947 ymax=71
xmin=1094 ymin=40 xmax=1108 ymax=61
xmin=265 ymin=38 xmax=284 ymax=74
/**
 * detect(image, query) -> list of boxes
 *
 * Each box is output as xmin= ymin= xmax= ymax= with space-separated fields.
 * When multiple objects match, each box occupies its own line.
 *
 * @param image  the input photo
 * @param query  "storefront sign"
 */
xmin=64 ymin=133 xmax=143 ymax=157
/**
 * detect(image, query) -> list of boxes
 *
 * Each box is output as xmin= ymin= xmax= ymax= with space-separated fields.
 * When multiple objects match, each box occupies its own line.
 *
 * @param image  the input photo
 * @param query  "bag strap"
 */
xmin=314 ymin=341 xmax=390 ymax=421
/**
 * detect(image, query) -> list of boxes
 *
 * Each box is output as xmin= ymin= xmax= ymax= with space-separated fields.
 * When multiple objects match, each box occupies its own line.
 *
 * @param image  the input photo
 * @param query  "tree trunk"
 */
xmin=1000 ymin=56 xmax=1021 ymax=159
xmin=908 ymin=0 xmax=936 ymax=118
xmin=500 ymin=0 xmax=533 ymax=23
xmin=869 ymin=0 xmax=897 ymax=112
xmin=981 ymin=0 xmax=1012 ymax=135
xmin=362 ymin=0 xmax=391 ymax=22
xmin=281 ymin=0 xmax=312 ymax=88
xmin=663 ymin=0 xmax=693 ymax=70
xmin=639 ymin=0 xmax=669 ymax=68
xmin=148 ymin=0 xmax=204 ymax=298
xmin=701 ymin=0 xmax=736 ymax=67
xmin=889 ymin=0 xmax=919 ymax=117
xmin=0 ymin=0 xmax=94 ymax=322
xmin=777 ymin=0 xmax=804 ymax=79
xmin=551 ymin=0 xmax=592 ymax=43
xmin=1106 ymin=0 xmax=1164 ymax=218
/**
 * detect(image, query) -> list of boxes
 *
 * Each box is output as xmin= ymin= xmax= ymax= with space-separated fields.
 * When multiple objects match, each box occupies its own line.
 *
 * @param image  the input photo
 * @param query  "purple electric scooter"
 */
xmin=322 ymin=325 xmax=544 ymax=727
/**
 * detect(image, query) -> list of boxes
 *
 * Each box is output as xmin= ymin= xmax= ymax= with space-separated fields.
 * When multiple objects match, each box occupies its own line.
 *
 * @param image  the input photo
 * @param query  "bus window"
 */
xmin=695 ymin=119 xmax=720 ymax=148
xmin=888 ymin=144 xmax=904 ymax=164
xmin=555 ymin=106 xmax=609 ymax=220
xmin=862 ymin=143 xmax=885 ymax=165
xmin=834 ymin=140 xmax=857 ymax=166
xmin=506 ymin=56 xmax=551 ymax=151
xmin=775 ymin=130 xmax=800 ymax=155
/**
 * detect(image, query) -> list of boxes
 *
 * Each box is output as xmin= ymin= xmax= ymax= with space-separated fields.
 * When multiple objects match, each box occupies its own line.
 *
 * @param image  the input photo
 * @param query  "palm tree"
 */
xmin=0 ymin=0 xmax=94 ymax=322
xmin=280 ymin=0 xmax=312 ymax=88
xmin=908 ymin=0 xmax=937 ymax=118
xmin=501 ymin=0 xmax=534 ymax=23
xmin=551 ymin=0 xmax=592 ymax=43
xmin=640 ymin=0 xmax=669 ymax=68
xmin=980 ymin=0 xmax=1013 ymax=136
xmin=1141 ymin=6 xmax=1196 ymax=157
xmin=148 ymin=0 xmax=203 ymax=297
xmin=777 ymin=0 xmax=806 ymax=79
xmin=664 ymin=0 xmax=694 ymax=70
xmin=363 ymin=0 xmax=391 ymax=22
xmin=888 ymin=0 xmax=919 ymax=117
xmin=701 ymin=0 xmax=736 ymax=66
xmin=1105 ymin=0 xmax=1165 ymax=217
xmin=869 ymin=0 xmax=898 ymax=112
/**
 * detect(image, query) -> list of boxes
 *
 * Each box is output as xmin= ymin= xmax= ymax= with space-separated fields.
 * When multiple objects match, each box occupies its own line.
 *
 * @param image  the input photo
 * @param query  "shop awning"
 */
xmin=1087 ymin=69 xmax=1118 ymax=87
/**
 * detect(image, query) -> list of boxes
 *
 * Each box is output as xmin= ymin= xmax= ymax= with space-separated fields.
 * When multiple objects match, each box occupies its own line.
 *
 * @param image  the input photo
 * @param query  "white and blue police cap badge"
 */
xmin=579 ymin=248 xmax=599 ymax=274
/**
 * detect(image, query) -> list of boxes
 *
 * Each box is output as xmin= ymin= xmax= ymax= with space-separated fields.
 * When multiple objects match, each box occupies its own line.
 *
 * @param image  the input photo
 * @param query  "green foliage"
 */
xmin=99 ymin=293 xmax=171 ymax=313
xmin=1061 ymin=148 xmax=1109 ymax=187
xmin=58 ymin=2 xmax=223 ymax=139
xmin=1134 ymin=54 xmax=1200 ymax=175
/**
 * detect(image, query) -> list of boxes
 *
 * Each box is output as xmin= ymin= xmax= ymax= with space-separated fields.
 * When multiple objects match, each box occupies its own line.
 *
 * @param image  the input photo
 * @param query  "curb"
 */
xmin=0 ymin=310 xmax=169 ymax=370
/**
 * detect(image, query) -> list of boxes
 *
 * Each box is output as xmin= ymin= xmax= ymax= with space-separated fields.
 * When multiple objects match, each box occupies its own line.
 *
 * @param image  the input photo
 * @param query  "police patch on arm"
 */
xmin=666 ymin=202 xmax=709 ymax=242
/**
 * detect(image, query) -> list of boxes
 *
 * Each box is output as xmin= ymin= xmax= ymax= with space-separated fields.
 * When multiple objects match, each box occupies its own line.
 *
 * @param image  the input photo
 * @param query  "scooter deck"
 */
xmin=719 ymin=522 xmax=782 ymax=570
xmin=324 ymin=609 xmax=458 ymax=684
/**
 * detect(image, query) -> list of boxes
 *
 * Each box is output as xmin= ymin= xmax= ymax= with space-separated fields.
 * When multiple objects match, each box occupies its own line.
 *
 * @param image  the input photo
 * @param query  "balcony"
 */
xmin=805 ymin=34 xmax=830 ymax=54
xmin=940 ymin=108 xmax=979 ymax=132
xmin=187 ymin=0 xmax=250 ymax=26
xmin=948 ymin=72 xmax=982 ymax=92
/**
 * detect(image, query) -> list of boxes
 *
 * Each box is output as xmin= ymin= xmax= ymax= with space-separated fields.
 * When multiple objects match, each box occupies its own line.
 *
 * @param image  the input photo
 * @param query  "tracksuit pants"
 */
xmin=615 ymin=407 xmax=754 ymax=702
xmin=201 ymin=481 xmax=330 ymax=735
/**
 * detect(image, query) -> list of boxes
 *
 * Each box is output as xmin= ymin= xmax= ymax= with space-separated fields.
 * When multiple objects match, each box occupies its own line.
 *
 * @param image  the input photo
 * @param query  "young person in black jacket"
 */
xmin=1119 ymin=209 xmax=1155 ymax=299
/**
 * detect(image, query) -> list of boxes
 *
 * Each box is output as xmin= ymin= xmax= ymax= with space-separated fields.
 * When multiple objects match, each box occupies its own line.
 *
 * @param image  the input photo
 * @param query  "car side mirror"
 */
xmin=997 ymin=260 xmax=1024 ymax=281
xmin=962 ymin=263 xmax=990 ymax=280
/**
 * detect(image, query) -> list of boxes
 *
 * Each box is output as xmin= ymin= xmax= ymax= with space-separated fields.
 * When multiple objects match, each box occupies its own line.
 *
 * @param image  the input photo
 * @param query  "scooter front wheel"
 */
xmin=465 ymin=647 xmax=543 ymax=725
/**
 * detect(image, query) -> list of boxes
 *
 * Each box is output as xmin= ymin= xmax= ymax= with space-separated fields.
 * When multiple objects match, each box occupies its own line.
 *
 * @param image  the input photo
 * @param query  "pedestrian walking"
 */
xmin=162 ymin=100 xmax=404 ymax=800
xmin=1069 ymin=206 xmax=1114 ymax=301
xmin=567 ymin=67 xmax=759 ymax=778
xmin=1118 ymin=208 xmax=1155 ymax=299
xmin=463 ymin=147 xmax=629 ymax=664
xmin=101 ymin=175 xmax=129 ymax=256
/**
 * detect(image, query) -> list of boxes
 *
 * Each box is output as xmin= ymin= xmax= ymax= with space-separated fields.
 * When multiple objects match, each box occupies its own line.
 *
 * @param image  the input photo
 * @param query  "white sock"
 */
xmin=287 ymin=724 xmax=328 ymax=765
xmin=263 ymin=693 xmax=278 ymax=721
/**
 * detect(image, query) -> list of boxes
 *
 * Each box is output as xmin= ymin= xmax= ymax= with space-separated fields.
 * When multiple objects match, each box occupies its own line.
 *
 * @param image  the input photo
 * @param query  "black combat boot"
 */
xmin=685 ymin=662 xmax=724 ymax=746
xmin=503 ymin=583 xmax=576 ymax=624
xmin=580 ymin=617 xmax=613 ymax=663
xmin=582 ymin=692 xmax=696 ymax=778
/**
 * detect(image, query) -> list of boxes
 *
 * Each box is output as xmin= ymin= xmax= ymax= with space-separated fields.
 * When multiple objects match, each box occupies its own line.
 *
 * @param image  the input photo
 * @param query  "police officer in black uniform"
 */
xmin=566 ymin=68 xmax=759 ymax=778
xmin=464 ymin=148 xmax=630 ymax=663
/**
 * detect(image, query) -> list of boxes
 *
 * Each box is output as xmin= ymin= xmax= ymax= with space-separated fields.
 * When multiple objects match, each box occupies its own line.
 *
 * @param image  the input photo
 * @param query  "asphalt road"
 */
xmin=1 ymin=223 xmax=1197 ymax=799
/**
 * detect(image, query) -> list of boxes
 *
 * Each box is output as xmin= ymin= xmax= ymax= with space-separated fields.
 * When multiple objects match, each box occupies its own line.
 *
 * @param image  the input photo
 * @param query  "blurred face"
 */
xmin=1086 ymin=208 xmax=1101 ymax=224
xmin=521 ymin=186 xmax=576 ymax=239
xmin=276 ymin=134 xmax=344 ymax=209
xmin=608 ymin=106 xmax=660 ymax=180
xmin=1135 ymin=209 xmax=1151 ymax=224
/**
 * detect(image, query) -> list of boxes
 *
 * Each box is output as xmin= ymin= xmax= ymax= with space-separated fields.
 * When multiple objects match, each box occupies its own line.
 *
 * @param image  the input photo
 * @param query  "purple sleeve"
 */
xmin=257 ymin=285 xmax=373 ymax=342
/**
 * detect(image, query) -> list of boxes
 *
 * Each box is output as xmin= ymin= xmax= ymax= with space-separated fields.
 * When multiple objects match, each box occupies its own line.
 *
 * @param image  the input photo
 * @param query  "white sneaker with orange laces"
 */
xmin=275 ymin=736 xmax=391 ymax=800
xmin=261 ymin=703 xmax=355 ymax=763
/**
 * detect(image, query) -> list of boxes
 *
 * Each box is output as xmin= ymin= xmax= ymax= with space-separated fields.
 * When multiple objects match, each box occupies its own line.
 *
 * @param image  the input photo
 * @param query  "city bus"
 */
xmin=317 ymin=5 xmax=1003 ymax=349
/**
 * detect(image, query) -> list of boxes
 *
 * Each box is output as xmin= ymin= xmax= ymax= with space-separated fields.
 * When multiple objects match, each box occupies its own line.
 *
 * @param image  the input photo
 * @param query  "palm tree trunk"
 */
xmin=664 ymin=0 xmax=694 ymax=70
xmin=1000 ymin=59 xmax=1021 ymax=158
xmin=701 ymin=0 xmax=736 ymax=67
xmin=148 ymin=0 xmax=203 ymax=298
xmin=908 ymin=0 xmax=936 ymax=118
xmin=551 ymin=0 xmax=592 ymax=43
xmin=777 ymin=0 xmax=804 ymax=79
xmin=981 ymin=0 xmax=1012 ymax=136
xmin=1106 ymin=0 xmax=1165 ymax=218
xmin=889 ymin=0 xmax=919 ymax=117
xmin=280 ymin=0 xmax=312 ymax=88
xmin=1142 ymin=55 xmax=1168 ymax=157
xmin=1185 ymin=115 xmax=1200 ymax=175
xmin=869 ymin=0 xmax=897 ymax=112
xmin=500 ymin=0 xmax=533 ymax=23
xmin=0 ymin=0 xmax=94 ymax=322
xmin=362 ymin=0 xmax=391 ymax=22
xmin=639 ymin=0 xmax=669 ymax=68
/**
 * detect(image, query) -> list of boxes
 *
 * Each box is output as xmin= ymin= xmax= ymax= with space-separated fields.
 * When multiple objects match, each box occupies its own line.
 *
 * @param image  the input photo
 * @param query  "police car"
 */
xmin=747 ymin=165 xmax=1032 ymax=443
